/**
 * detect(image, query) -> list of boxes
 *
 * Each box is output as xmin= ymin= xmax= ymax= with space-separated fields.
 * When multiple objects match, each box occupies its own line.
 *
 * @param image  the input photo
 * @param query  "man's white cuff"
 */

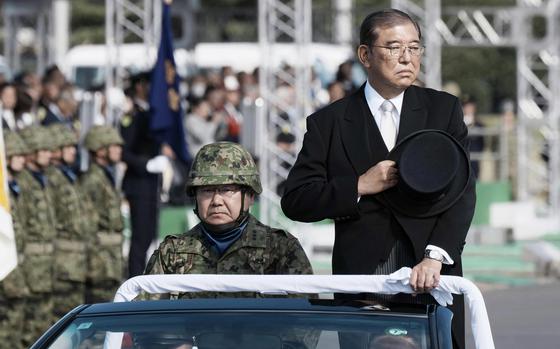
xmin=426 ymin=244 xmax=454 ymax=265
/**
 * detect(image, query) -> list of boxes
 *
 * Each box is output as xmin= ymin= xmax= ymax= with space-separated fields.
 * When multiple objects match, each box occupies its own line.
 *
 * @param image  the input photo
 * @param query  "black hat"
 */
xmin=381 ymin=129 xmax=471 ymax=218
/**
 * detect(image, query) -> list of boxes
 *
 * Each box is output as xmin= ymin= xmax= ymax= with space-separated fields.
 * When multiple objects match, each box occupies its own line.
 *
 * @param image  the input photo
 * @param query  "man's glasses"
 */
xmin=372 ymin=45 xmax=425 ymax=57
xmin=197 ymin=185 xmax=241 ymax=198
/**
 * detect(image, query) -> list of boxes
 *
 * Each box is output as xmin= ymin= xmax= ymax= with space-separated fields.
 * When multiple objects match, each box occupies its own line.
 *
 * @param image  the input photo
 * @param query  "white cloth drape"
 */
xmin=104 ymin=268 xmax=494 ymax=349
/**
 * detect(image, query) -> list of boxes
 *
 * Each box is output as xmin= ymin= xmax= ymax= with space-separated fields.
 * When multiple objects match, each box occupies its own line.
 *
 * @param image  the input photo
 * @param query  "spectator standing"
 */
xmin=40 ymin=84 xmax=78 ymax=129
xmin=185 ymin=98 xmax=217 ymax=158
xmin=0 ymin=83 xmax=18 ymax=130
xmin=335 ymin=60 xmax=358 ymax=96
xmin=462 ymin=96 xmax=484 ymax=178
xmin=327 ymin=81 xmax=346 ymax=104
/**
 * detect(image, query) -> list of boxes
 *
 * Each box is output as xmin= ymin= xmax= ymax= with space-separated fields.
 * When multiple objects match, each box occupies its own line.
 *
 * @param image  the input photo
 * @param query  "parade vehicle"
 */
xmin=30 ymin=269 xmax=494 ymax=349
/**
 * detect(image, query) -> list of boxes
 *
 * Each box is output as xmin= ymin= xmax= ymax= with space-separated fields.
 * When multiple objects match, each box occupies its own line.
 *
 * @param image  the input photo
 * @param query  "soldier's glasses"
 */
xmin=197 ymin=185 xmax=242 ymax=198
xmin=372 ymin=45 xmax=425 ymax=57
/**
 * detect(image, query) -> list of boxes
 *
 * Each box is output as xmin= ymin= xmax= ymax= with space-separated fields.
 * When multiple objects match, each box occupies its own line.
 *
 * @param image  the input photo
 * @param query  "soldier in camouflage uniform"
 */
xmin=81 ymin=125 xmax=125 ymax=303
xmin=0 ymin=131 xmax=30 ymax=347
xmin=17 ymin=125 xmax=58 ymax=346
xmin=144 ymin=142 xmax=313 ymax=299
xmin=46 ymin=124 xmax=96 ymax=317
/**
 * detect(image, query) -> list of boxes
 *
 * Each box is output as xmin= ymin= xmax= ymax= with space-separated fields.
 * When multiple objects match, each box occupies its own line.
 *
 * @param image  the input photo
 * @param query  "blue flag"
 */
xmin=149 ymin=0 xmax=190 ymax=165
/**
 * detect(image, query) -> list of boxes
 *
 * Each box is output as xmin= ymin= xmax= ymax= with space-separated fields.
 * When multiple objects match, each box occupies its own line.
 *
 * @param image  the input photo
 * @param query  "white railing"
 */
xmin=104 ymin=268 xmax=494 ymax=349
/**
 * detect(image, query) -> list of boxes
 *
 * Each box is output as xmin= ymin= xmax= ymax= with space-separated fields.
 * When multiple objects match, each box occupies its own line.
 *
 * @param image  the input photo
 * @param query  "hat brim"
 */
xmin=380 ymin=129 xmax=471 ymax=218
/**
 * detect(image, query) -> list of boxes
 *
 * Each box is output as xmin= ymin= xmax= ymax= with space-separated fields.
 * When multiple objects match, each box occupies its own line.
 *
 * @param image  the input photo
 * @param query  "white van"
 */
xmin=64 ymin=42 xmax=354 ymax=89
xmin=193 ymin=42 xmax=353 ymax=75
xmin=63 ymin=43 xmax=192 ymax=90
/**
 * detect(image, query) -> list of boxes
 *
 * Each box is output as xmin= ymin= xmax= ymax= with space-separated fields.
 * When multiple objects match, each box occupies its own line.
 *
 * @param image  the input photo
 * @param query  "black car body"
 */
xmin=32 ymin=298 xmax=453 ymax=349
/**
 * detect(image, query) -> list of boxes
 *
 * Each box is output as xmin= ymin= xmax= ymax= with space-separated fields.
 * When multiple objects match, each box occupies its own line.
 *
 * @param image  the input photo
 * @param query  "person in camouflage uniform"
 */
xmin=144 ymin=142 xmax=313 ymax=299
xmin=81 ymin=125 xmax=125 ymax=303
xmin=17 ymin=125 xmax=58 ymax=346
xmin=46 ymin=124 xmax=97 ymax=317
xmin=0 ymin=131 xmax=30 ymax=347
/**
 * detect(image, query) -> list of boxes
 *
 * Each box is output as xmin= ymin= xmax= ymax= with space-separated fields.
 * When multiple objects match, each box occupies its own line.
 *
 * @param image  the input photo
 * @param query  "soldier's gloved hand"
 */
xmin=146 ymin=155 xmax=170 ymax=173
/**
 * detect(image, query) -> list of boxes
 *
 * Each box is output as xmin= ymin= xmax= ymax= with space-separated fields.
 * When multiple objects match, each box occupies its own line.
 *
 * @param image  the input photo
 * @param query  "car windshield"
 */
xmin=46 ymin=311 xmax=429 ymax=349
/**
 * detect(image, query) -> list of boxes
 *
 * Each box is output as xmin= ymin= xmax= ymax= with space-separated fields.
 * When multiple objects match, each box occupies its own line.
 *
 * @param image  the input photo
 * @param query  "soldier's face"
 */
xmin=62 ymin=145 xmax=77 ymax=164
xmin=50 ymin=148 xmax=62 ymax=163
xmin=9 ymin=155 xmax=25 ymax=172
xmin=196 ymin=185 xmax=254 ymax=225
xmin=108 ymin=144 xmax=122 ymax=163
xmin=36 ymin=149 xmax=51 ymax=168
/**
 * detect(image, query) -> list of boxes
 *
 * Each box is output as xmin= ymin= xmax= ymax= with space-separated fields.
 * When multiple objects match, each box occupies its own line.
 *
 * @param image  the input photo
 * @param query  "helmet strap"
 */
xmin=236 ymin=187 xmax=250 ymax=224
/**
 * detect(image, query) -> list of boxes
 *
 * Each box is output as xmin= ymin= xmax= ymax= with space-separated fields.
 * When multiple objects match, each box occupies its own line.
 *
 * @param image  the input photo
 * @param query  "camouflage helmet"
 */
xmin=186 ymin=142 xmax=262 ymax=195
xmin=48 ymin=124 xmax=77 ymax=148
xmin=84 ymin=125 xmax=124 ymax=151
xmin=19 ymin=125 xmax=54 ymax=152
xmin=3 ymin=131 xmax=27 ymax=157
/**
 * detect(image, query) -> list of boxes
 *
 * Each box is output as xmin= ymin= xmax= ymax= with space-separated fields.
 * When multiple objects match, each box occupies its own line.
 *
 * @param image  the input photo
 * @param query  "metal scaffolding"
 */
xmin=392 ymin=0 xmax=560 ymax=220
xmin=104 ymin=0 xmax=160 ymax=124
xmin=2 ymin=0 xmax=69 ymax=75
xmin=257 ymin=0 xmax=312 ymax=228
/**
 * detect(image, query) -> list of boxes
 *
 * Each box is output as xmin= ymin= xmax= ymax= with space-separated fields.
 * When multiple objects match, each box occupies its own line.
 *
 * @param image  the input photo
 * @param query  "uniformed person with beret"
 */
xmin=81 ymin=125 xmax=126 ymax=303
xmin=144 ymin=142 xmax=313 ymax=298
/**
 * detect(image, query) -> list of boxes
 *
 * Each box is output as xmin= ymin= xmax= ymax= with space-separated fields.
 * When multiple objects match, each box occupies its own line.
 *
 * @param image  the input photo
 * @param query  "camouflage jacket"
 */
xmin=16 ymin=169 xmax=57 ymax=295
xmin=17 ymin=169 xmax=57 ymax=243
xmin=80 ymin=163 xmax=124 ymax=233
xmin=8 ymin=173 xmax=26 ymax=250
xmin=0 ymin=175 xmax=30 ymax=300
xmin=144 ymin=214 xmax=313 ymax=298
xmin=46 ymin=166 xmax=96 ymax=241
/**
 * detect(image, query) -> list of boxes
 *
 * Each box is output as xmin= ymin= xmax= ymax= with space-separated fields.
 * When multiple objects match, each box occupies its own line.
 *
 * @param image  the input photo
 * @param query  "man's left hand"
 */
xmin=410 ymin=258 xmax=442 ymax=293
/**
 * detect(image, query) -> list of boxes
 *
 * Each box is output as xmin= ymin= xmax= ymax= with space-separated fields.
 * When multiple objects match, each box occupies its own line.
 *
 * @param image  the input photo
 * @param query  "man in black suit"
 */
xmin=281 ymin=9 xmax=475 ymax=349
xmin=121 ymin=72 xmax=171 ymax=277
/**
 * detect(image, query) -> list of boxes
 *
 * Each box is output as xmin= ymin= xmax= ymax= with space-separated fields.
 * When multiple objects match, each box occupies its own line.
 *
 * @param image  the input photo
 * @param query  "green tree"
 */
xmin=442 ymin=47 xmax=516 ymax=113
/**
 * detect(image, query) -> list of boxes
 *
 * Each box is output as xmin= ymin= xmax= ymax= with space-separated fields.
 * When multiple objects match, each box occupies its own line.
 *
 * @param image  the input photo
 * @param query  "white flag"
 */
xmin=0 ymin=129 xmax=17 ymax=280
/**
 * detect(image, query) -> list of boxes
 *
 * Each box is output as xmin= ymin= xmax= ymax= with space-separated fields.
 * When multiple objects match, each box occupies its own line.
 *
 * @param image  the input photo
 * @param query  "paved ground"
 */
xmin=466 ymin=281 xmax=560 ymax=349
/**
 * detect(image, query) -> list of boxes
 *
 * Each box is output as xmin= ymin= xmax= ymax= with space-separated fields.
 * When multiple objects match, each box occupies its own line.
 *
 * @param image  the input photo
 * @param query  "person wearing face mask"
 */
xmin=184 ymin=98 xmax=219 ymax=158
xmin=144 ymin=142 xmax=313 ymax=298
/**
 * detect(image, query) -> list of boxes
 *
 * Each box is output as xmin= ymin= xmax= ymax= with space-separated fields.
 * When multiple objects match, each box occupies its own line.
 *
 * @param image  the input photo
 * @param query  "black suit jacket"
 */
xmin=281 ymin=84 xmax=476 ymax=277
xmin=120 ymin=104 xmax=161 ymax=200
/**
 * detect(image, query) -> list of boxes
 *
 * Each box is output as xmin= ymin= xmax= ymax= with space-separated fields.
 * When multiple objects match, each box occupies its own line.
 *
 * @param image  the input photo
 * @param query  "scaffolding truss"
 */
xmin=2 ymin=0 xmax=54 ymax=75
xmin=257 ymin=0 xmax=312 ymax=228
xmin=394 ymin=0 xmax=560 ymax=219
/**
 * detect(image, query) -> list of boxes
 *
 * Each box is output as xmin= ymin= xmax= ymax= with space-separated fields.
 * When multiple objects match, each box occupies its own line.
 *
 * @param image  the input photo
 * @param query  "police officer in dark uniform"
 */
xmin=121 ymin=71 xmax=170 ymax=277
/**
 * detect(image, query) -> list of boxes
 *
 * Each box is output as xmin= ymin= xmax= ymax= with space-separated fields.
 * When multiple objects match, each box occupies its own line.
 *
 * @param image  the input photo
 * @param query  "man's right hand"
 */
xmin=357 ymin=160 xmax=398 ymax=196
